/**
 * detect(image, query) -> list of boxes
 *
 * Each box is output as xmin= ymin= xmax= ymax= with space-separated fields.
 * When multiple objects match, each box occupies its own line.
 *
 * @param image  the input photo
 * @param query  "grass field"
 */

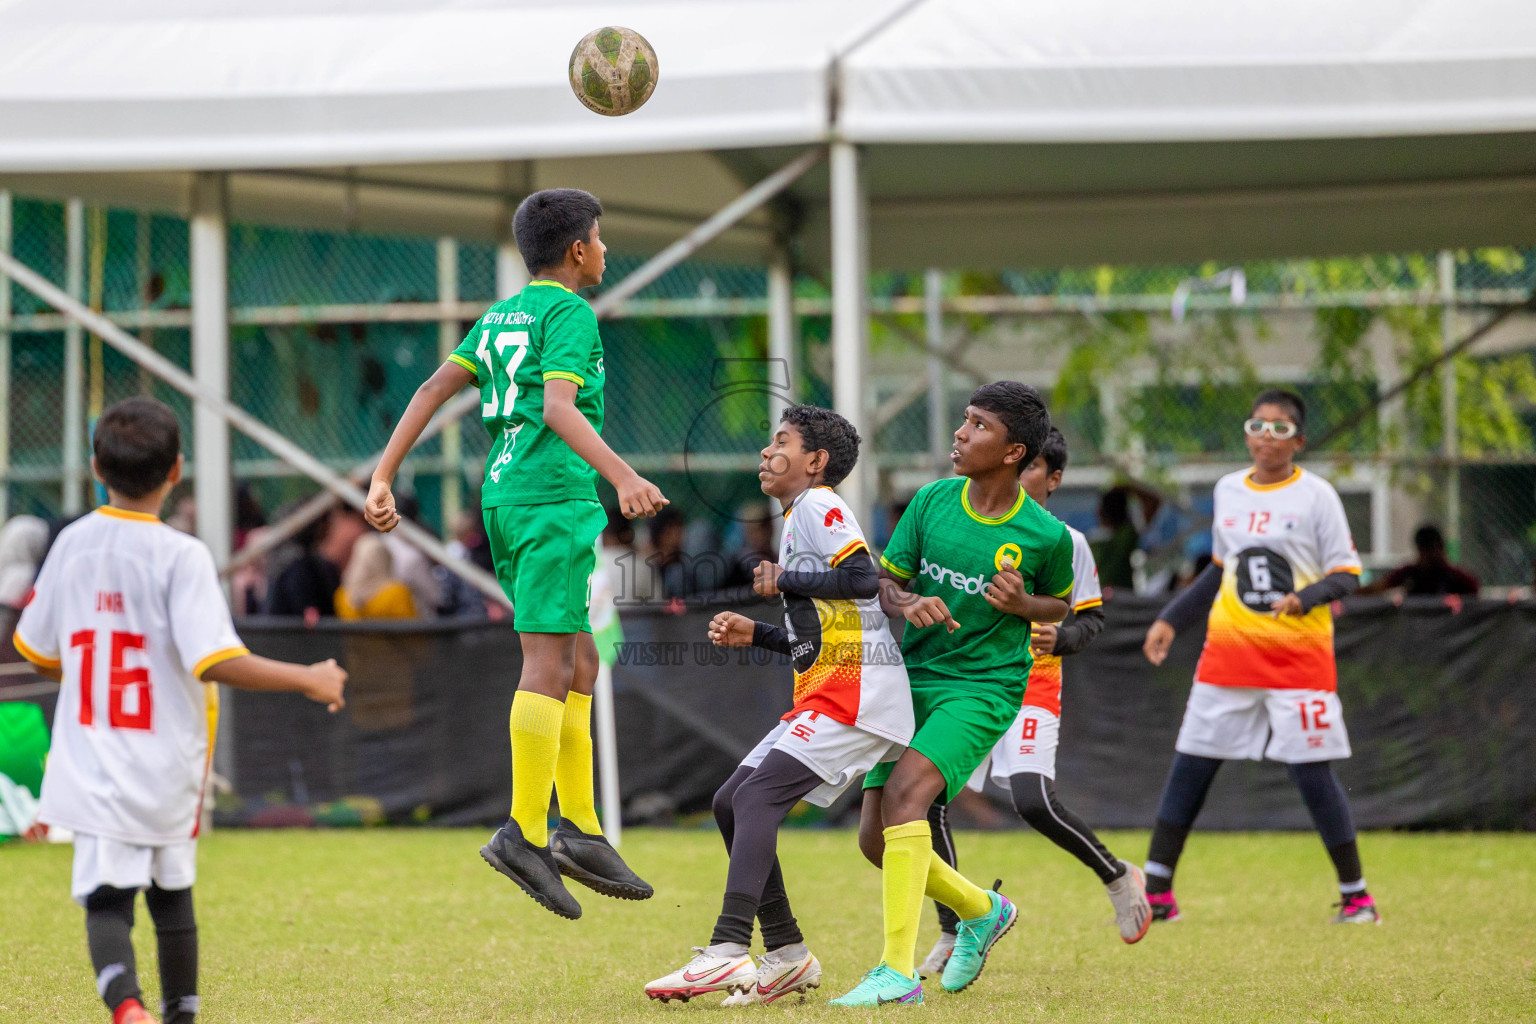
xmin=3 ymin=828 xmax=1534 ymax=1022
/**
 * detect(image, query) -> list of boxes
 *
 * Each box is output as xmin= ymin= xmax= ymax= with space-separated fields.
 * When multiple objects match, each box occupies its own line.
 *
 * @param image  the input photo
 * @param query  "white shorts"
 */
xmin=71 ymin=832 xmax=198 ymax=906
xmin=1175 ymin=682 xmax=1352 ymax=763
xmin=741 ymin=711 xmax=902 ymax=807
xmin=965 ymin=706 xmax=1060 ymax=792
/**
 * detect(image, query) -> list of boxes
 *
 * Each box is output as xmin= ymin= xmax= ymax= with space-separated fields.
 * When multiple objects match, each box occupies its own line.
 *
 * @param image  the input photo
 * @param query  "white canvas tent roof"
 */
xmin=2 ymin=0 xmax=1535 ymax=264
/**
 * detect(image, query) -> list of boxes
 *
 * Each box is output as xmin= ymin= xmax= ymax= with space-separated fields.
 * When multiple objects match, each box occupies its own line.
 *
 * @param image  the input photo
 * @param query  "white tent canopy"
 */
xmin=2 ymin=0 xmax=1535 ymax=264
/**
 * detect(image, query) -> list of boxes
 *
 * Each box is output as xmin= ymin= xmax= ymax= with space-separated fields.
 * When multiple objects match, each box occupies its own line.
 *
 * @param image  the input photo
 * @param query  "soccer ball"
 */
xmin=569 ymin=26 xmax=658 ymax=116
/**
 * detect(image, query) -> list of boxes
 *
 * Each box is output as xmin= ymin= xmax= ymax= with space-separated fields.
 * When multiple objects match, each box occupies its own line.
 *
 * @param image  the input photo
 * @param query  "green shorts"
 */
xmin=864 ymin=678 xmax=1023 ymax=803
xmin=484 ymin=498 xmax=606 ymax=634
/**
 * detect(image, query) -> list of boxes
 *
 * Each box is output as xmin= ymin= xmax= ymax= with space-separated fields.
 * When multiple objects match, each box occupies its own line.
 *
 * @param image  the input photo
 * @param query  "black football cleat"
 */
xmin=480 ymin=819 xmax=583 ymax=920
xmin=550 ymin=817 xmax=655 ymax=901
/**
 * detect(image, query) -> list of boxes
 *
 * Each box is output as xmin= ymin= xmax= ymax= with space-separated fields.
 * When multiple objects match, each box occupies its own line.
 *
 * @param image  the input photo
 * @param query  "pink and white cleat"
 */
xmin=1330 ymin=893 xmax=1381 ymax=924
xmin=644 ymin=947 xmax=756 ymax=1003
xmin=722 ymin=946 xmax=822 ymax=1005
xmin=1147 ymin=890 xmax=1181 ymax=923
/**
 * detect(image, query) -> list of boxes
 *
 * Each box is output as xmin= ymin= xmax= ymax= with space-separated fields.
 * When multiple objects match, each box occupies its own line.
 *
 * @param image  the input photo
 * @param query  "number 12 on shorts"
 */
xmin=71 ymin=629 xmax=152 ymax=730
xmin=1297 ymin=698 xmax=1330 ymax=731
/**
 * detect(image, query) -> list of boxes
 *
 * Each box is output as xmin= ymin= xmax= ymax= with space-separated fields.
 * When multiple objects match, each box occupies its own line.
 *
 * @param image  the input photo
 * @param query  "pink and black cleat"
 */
xmin=1147 ymin=890 xmax=1181 ymax=923
xmin=1330 ymin=892 xmax=1381 ymax=924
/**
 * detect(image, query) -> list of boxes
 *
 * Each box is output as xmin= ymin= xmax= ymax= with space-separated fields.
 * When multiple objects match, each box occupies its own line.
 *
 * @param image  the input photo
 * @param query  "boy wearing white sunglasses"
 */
xmin=1141 ymin=389 xmax=1377 ymax=925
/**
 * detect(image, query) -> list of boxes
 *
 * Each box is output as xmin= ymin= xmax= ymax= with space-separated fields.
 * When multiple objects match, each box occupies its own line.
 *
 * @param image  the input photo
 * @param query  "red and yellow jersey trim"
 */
xmin=96 ymin=506 xmax=160 ymax=523
xmin=192 ymin=646 xmax=251 ymax=681
xmin=829 ymin=539 xmax=869 ymax=567
xmin=446 ymin=353 xmax=479 ymax=381
xmin=1073 ymin=597 xmax=1103 ymax=613
xmin=12 ymin=632 xmax=61 ymax=670
xmin=542 ymin=370 xmax=586 ymax=387
xmin=1327 ymin=564 xmax=1363 ymax=576
xmin=879 ymin=554 xmax=915 ymax=579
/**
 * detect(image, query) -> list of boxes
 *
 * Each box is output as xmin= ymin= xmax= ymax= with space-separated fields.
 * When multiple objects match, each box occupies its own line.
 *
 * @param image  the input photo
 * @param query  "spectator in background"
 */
xmin=1092 ymin=483 xmax=1162 ymax=592
xmin=267 ymin=506 xmax=367 ymax=618
xmin=0 ymin=515 xmax=49 ymax=663
xmin=378 ymin=493 xmax=443 ymax=615
xmin=336 ymin=534 xmax=417 ymax=619
xmin=648 ymin=506 xmax=689 ymax=598
xmin=725 ymin=503 xmax=777 ymax=589
xmin=234 ymin=483 xmax=267 ymax=551
xmin=230 ymin=525 xmax=271 ymax=616
xmin=165 ymin=490 xmax=196 ymax=536
xmin=599 ymin=504 xmax=643 ymax=604
xmin=1359 ymin=524 xmax=1480 ymax=597
xmin=437 ymin=502 xmax=496 ymax=617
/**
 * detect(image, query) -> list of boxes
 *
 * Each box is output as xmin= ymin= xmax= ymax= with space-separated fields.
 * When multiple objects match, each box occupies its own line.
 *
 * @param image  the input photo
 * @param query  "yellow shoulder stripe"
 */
xmin=446 ymin=354 xmax=480 ymax=381
xmin=193 ymin=646 xmax=251 ymax=681
xmin=13 ymin=632 xmax=61 ymax=670
xmin=879 ymin=555 xmax=915 ymax=579
xmin=543 ymin=370 xmax=586 ymax=387
xmin=830 ymin=540 xmax=869 ymax=567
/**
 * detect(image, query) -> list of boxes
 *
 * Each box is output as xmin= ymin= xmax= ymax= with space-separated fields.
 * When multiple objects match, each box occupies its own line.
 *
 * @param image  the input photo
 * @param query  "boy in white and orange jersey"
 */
xmin=14 ymin=398 xmax=346 ymax=1024
xmin=1142 ymin=388 xmax=1375 ymax=925
xmin=920 ymin=428 xmax=1150 ymax=977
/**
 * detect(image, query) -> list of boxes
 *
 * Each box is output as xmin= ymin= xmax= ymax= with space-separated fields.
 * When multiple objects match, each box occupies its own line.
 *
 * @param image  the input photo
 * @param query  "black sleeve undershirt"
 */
xmin=751 ymin=621 xmax=794 ymax=655
xmin=1157 ymin=561 xmax=1223 ymax=631
xmin=776 ymin=549 xmax=879 ymax=600
xmin=1296 ymin=570 xmax=1360 ymax=612
xmin=1052 ymin=605 xmax=1106 ymax=657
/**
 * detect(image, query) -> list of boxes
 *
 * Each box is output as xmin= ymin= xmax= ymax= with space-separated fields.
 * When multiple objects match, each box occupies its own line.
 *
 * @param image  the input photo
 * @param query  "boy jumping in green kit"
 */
xmin=367 ymin=189 xmax=667 ymax=920
xmin=830 ymin=382 xmax=1074 ymax=1006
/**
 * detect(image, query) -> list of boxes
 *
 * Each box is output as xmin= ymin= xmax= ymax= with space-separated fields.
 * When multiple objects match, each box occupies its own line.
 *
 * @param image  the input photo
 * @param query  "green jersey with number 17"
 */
xmin=448 ymin=280 xmax=605 ymax=507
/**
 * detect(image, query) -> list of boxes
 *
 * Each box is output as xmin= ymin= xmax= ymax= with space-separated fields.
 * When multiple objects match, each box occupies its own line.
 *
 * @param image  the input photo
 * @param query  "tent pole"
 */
xmin=1438 ymin=250 xmax=1460 ymax=559
xmin=830 ymin=140 xmax=869 ymax=525
xmin=767 ymin=244 xmax=797 ymax=421
xmin=0 ymin=191 xmax=9 ymax=518
xmin=63 ymin=199 xmax=85 ymax=515
xmin=437 ymin=237 xmax=462 ymax=535
xmin=925 ymin=268 xmax=948 ymax=476
xmin=191 ymin=173 xmax=232 ymax=575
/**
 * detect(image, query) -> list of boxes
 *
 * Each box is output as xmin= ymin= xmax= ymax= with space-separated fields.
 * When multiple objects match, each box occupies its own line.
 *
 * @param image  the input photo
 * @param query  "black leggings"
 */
xmin=708 ymin=750 xmax=823 ymax=948
xmin=85 ymin=885 xmax=198 ymax=1023
xmin=931 ymin=773 xmax=1123 ymax=933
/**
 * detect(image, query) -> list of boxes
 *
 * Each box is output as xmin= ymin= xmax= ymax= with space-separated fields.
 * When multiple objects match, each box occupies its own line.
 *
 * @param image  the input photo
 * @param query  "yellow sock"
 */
xmin=880 ymin=821 xmax=933 ymax=979
xmin=554 ymin=691 xmax=603 ymax=836
xmin=924 ymin=850 xmax=994 ymax=921
xmin=509 ymin=690 xmax=565 ymax=847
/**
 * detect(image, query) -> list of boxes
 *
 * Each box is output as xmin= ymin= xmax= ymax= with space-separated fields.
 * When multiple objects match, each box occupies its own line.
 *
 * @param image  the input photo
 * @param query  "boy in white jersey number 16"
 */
xmin=13 ymin=398 xmax=347 ymax=1024
xmin=1142 ymin=388 xmax=1376 ymax=925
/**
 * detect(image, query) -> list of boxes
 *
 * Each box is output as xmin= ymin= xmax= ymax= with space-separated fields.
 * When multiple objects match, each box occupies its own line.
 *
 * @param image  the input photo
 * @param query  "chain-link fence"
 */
xmin=4 ymin=192 xmax=1534 ymax=586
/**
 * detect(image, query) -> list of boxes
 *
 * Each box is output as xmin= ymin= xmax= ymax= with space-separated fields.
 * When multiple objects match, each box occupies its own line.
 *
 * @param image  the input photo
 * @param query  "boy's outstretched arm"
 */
xmin=204 ymin=654 xmax=347 ymax=712
xmin=707 ymin=611 xmax=792 ymax=654
xmin=544 ymin=379 xmax=668 ymax=519
xmin=366 ymin=361 xmax=476 ymax=532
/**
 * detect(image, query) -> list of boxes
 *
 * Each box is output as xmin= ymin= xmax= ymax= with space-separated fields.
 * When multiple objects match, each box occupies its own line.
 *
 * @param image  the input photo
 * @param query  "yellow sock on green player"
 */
xmin=925 ymin=849 xmax=993 ymax=921
xmin=880 ymin=821 xmax=933 ymax=979
xmin=554 ymin=691 xmax=602 ymax=835
xmin=509 ymin=690 xmax=564 ymax=847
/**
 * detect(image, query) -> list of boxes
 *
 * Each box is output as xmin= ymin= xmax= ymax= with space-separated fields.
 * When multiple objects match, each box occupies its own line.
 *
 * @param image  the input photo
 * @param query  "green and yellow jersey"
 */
xmin=448 ymin=280 xmax=604 ymax=507
xmin=879 ymin=476 xmax=1074 ymax=694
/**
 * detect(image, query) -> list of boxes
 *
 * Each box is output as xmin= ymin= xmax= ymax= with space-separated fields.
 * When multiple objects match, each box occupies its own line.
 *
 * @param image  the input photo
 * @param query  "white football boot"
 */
xmin=918 ymin=932 xmax=956 ymax=978
xmin=1106 ymin=859 xmax=1152 ymax=944
xmin=645 ymin=947 xmax=756 ymax=1003
xmin=722 ymin=946 xmax=821 ymax=1006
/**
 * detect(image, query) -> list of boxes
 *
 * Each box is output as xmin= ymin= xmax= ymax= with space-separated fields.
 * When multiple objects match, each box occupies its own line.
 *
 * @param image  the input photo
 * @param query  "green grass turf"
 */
xmin=3 ymin=829 xmax=1534 ymax=1022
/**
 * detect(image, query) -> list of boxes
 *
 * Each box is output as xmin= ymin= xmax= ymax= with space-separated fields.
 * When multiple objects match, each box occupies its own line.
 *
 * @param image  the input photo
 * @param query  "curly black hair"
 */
xmin=969 ymin=381 xmax=1052 ymax=467
xmin=1252 ymin=387 xmax=1306 ymax=435
xmin=780 ymin=404 xmax=861 ymax=488
xmin=513 ymin=188 xmax=603 ymax=275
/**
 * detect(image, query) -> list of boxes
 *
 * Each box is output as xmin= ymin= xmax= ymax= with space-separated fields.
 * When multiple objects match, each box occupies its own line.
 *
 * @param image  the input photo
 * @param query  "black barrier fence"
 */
xmin=216 ymin=596 xmax=1536 ymax=831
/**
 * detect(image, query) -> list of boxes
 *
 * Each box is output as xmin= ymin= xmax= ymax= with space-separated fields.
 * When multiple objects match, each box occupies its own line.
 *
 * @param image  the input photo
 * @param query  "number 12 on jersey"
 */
xmin=476 ymin=330 xmax=530 ymax=417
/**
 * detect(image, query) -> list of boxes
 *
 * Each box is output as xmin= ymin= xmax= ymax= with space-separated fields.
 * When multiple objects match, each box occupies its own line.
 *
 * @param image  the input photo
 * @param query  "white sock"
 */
xmin=705 ymin=941 xmax=750 ymax=959
xmin=765 ymin=942 xmax=809 ymax=963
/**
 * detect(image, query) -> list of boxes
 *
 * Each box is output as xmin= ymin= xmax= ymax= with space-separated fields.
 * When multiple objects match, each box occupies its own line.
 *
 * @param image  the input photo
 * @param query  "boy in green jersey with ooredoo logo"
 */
xmin=830 ymin=381 xmax=1074 ymax=1006
xmin=366 ymin=189 xmax=668 ymax=920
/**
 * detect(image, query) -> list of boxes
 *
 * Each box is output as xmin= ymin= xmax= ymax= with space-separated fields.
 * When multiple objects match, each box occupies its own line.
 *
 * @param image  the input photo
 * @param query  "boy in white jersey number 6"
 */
xmin=14 ymin=399 xmax=347 ymax=1024
xmin=1142 ymin=389 xmax=1376 ymax=925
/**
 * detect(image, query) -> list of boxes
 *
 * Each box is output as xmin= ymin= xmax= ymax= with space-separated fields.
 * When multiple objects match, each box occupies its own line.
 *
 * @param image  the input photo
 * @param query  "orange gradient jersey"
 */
xmin=1024 ymin=525 xmax=1102 ymax=715
xmin=1195 ymin=468 xmax=1362 ymax=692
